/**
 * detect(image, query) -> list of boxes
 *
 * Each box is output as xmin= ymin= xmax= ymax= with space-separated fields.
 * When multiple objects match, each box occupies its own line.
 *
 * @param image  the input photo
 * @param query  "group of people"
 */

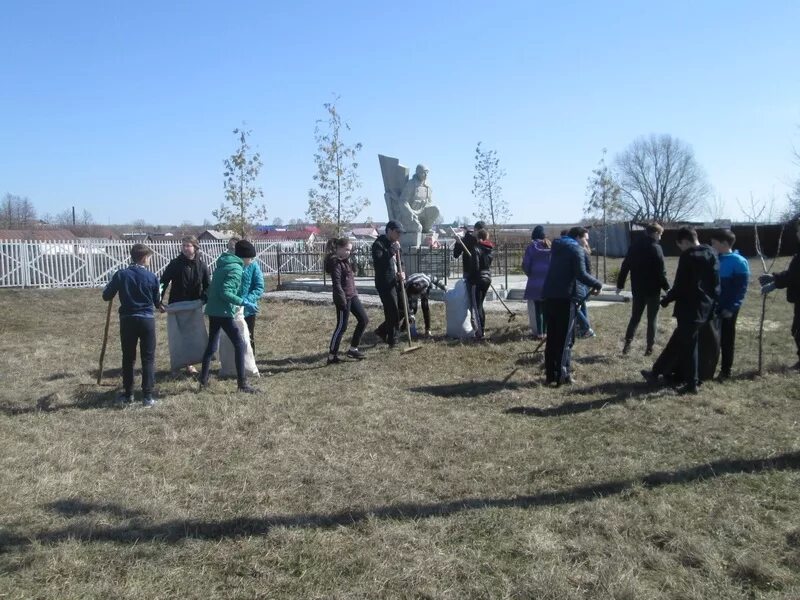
xmin=101 ymin=236 xmax=264 ymax=406
xmin=102 ymin=217 xmax=800 ymax=404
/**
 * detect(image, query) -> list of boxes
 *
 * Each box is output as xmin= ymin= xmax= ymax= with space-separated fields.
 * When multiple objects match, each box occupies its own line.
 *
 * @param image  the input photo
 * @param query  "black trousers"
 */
xmin=376 ymin=285 xmax=400 ymax=345
xmin=467 ymin=279 xmax=491 ymax=336
xmin=544 ymin=298 xmax=576 ymax=383
xmin=653 ymin=319 xmax=702 ymax=387
xmin=244 ymin=314 xmax=256 ymax=353
xmin=793 ymin=303 xmax=800 ymax=360
xmin=329 ymin=297 xmax=369 ymax=355
xmin=625 ymin=293 xmax=661 ymax=348
xmin=201 ymin=316 xmax=247 ymax=387
xmin=120 ymin=316 xmax=156 ymax=395
xmin=718 ymin=310 xmax=739 ymax=375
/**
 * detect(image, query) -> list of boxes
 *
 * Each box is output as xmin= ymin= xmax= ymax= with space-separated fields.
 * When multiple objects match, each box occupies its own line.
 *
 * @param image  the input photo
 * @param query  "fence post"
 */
xmin=444 ymin=243 xmax=448 ymax=287
xmin=277 ymin=246 xmax=282 ymax=288
xmin=504 ymin=243 xmax=508 ymax=291
xmin=21 ymin=240 xmax=31 ymax=288
xmin=85 ymin=239 xmax=95 ymax=286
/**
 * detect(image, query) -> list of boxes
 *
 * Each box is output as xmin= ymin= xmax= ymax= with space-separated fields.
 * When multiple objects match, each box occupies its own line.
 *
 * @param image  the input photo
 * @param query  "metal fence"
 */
xmin=0 ymin=238 xmax=529 ymax=289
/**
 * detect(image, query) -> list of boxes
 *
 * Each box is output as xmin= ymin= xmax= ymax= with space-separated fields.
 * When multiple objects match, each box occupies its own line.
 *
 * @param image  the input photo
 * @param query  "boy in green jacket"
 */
xmin=199 ymin=240 xmax=259 ymax=393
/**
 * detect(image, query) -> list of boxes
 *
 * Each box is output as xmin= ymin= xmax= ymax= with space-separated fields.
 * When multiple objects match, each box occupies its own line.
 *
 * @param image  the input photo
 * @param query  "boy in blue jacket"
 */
xmin=102 ymin=244 xmax=165 ymax=407
xmin=710 ymin=230 xmax=750 ymax=380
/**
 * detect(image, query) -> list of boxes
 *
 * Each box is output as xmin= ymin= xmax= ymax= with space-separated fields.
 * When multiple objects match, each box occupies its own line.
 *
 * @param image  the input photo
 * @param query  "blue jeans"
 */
xmin=575 ymin=302 xmax=591 ymax=334
xmin=201 ymin=316 xmax=247 ymax=387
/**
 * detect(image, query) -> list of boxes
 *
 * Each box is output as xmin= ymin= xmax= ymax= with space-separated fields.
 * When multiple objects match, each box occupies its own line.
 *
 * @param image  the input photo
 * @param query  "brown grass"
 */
xmin=0 ymin=257 xmax=799 ymax=599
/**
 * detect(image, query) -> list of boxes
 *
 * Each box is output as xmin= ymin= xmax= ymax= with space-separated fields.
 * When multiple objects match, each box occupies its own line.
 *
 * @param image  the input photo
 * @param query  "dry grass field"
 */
xmin=1 ymin=257 xmax=799 ymax=599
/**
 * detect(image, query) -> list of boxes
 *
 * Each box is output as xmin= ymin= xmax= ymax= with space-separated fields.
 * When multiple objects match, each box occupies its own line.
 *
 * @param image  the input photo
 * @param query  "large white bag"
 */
xmin=219 ymin=307 xmax=260 ymax=377
xmin=165 ymin=300 xmax=208 ymax=370
xmin=446 ymin=279 xmax=475 ymax=339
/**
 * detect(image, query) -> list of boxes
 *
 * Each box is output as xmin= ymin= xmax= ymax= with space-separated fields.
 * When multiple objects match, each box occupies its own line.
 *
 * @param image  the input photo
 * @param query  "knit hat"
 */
xmin=474 ymin=221 xmax=487 ymax=231
xmin=532 ymin=225 xmax=545 ymax=240
xmin=234 ymin=240 xmax=256 ymax=258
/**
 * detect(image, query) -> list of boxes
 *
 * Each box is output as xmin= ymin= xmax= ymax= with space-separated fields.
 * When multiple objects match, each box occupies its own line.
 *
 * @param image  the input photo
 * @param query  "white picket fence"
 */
xmin=0 ymin=239 xmax=332 ymax=289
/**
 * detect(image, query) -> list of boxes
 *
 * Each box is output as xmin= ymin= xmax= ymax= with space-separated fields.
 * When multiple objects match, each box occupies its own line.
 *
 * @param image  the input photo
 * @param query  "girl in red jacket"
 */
xmin=325 ymin=238 xmax=369 ymax=365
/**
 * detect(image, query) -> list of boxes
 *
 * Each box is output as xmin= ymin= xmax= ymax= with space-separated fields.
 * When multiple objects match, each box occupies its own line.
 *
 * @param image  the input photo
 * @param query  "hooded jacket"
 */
xmin=467 ymin=239 xmax=494 ymax=284
xmin=661 ymin=244 xmax=720 ymax=323
xmin=204 ymin=252 xmax=245 ymax=318
xmin=522 ymin=239 xmax=551 ymax=301
xmin=717 ymin=250 xmax=750 ymax=312
xmin=616 ymin=235 xmax=670 ymax=296
xmin=239 ymin=261 xmax=265 ymax=317
xmin=541 ymin=236 xmax=601 ymax=301
xmin=454 ymin=230 xmax=480 ymax=276
xmin=326 ymin=254 xmax=357 ymax=307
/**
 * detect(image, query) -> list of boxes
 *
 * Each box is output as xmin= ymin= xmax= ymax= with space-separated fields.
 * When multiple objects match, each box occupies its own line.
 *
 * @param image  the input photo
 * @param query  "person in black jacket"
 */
xmin=372 ymin=220 xmax=405 ymax=348
xmin=760 ymin=218 xmax=800 ymax=369
xmin=643 ymin=227 xmax=720 ymax=394
xmin=159 ymin=236 xmax=211 ymax=374
xmin=454 ymin=221 xmax=486 ymax=277
xmin=466 ymin=229 xmax=494 ymax=339
xmin=616 ymin=223 xmax=670 ymax=355
xmin=541 ymin=227 xmax=602 ymax=385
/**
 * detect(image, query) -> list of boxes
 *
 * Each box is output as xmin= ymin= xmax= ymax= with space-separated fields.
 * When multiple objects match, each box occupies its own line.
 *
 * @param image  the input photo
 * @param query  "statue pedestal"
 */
xmin=400 ymin=231 xmax=422 ymax=250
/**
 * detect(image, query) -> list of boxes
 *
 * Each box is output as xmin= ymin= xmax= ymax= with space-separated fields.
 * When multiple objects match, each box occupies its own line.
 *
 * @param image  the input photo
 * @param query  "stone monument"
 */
xmin=378 ymin=155 xmax=441 ymax=247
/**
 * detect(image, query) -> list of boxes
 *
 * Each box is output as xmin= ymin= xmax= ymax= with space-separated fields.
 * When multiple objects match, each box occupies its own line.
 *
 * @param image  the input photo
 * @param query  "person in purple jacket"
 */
xmin=325 ymin=237 xmax=368 ymax=365
xmin=522 ymin=225 xmax=551 ymax=339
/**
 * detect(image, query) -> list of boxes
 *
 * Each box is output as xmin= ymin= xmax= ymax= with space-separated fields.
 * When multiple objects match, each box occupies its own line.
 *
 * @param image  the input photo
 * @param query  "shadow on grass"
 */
xmin=505 ymin=381 xmax=660 ymax=418
xmin=46 ymin=499 xmax=146 ymax=519
xmin=409 ymin=377 xmax=540 ymax=398
xmin=256 ymin=352 xmax=329 ymax=374
xmin=0 ymin=389 xmax=120 ymax=416
xmin=2 ymin=451 xmax=798 ymax=550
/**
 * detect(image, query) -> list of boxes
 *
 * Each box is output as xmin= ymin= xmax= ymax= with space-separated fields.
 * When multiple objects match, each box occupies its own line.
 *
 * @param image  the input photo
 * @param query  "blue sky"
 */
xmin=1 ymin=0 xmax=798 ymax=226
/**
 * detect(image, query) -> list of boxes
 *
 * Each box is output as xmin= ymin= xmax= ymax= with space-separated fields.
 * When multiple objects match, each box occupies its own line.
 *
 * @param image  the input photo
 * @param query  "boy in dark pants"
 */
xmin=372 ymin=221 xmax=405 ymax=348
xmin=760 ymin=218 xmax=800 ymax=369
xmin=541 ymin=227 xmax=602 ymax=385
xmin=643 ymin=227 xmax=720 ymax=394
xmin=102 ymin=243 xmax=165 ymax=407
xmin=617 ymin=223 xmax=670 ymax=355
xmin=199 ymin=240 xmax=259 ymax=393
xmin=710 ymin=229 xmax=750 ymax=379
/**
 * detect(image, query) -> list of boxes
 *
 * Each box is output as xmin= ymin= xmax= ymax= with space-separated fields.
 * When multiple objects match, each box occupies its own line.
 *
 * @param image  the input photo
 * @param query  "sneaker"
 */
xmin=186 ymin=365 xmax=198 ymax=375
xmin=579 ymin=329 xmax=596 ymax=339
xmin=622 ymin=340 xmax=632 ymax=355
xmin=198 ymin=375 xmax=209 ymax=387
xmin=557 ymin=375 xmax=576 ymax=386
xmin=644 ymin=346 xmax=654 ymax=357
xmin=717 ymin=370 xmax=730 ymax=382
xmin=237 ymin=385 xmax=258 ymax=394
xmin=327 ymin=355 xmax=342 ymax=365
xmin=346 ymin=348 xmax=365 ymax=360
xmin=142 ymin=396 xmax=157 ymax=407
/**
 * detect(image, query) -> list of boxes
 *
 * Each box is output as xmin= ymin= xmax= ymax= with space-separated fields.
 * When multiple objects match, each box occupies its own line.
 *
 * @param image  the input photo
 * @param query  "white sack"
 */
xmin=165 ymin=300 xmax=208 ymax=370
xmin=219 ymin=307 xmax=260 ymax=377
xmin=445 ymin=279 xmax=475 ymax=339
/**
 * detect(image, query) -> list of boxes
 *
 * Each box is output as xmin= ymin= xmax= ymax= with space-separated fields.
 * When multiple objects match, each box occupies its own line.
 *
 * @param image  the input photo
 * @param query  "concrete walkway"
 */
xmin=276 ymin=276 xmax=630 ymax=309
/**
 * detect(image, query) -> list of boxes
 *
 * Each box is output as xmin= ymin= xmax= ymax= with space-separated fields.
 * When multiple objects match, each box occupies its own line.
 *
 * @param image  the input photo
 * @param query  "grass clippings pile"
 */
xmin=1 ymin=257 xmax=799 ymax=599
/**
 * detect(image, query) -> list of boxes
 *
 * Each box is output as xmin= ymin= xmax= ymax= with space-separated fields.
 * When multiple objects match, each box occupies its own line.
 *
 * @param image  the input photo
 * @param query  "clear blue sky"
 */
xmin=1 ymin=0 xmax=798 ymax=226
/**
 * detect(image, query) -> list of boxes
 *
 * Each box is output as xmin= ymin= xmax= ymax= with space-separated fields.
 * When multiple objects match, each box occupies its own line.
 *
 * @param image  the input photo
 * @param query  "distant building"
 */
xmin=0 ymin=229 xmax=78 ymax=241
xmin=198 ymin=229 xmax=238 ymax=241
xmin=256 ymin=226 xmax=319 ymax=245
xmin=147 ymin=233 xmax=176 ymax=242
xmin=347 ymin=226 xmax=378 ymax=240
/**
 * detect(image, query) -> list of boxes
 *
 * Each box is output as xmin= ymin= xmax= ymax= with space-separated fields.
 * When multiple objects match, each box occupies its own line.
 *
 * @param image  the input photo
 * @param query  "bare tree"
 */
xmin=615 ymin=134 xmax=711 ymax=223
xmin=306 ymin=97 xmax=367 ymax=236
xmin=707 ymin=194 xmax=727 ymax=222
xmin=472 ymin=142 xmax=510 ymax=239
xmin=584 ymin=149 xmax=623 ymax=281
xmin=0 ymin=194 xmax=37 ymax=229
xmin=213 ymin=128 xmax=267 ymax=238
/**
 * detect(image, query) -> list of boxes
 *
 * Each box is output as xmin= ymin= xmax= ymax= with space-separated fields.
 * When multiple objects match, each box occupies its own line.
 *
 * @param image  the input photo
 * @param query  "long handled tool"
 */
xmin=97 ymin=298 xmax=114 ymax=384
xmin=449 ymin=226 xmax=518 ymax=323
xmin=395 ymin=253 xmax=422 ymax=354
